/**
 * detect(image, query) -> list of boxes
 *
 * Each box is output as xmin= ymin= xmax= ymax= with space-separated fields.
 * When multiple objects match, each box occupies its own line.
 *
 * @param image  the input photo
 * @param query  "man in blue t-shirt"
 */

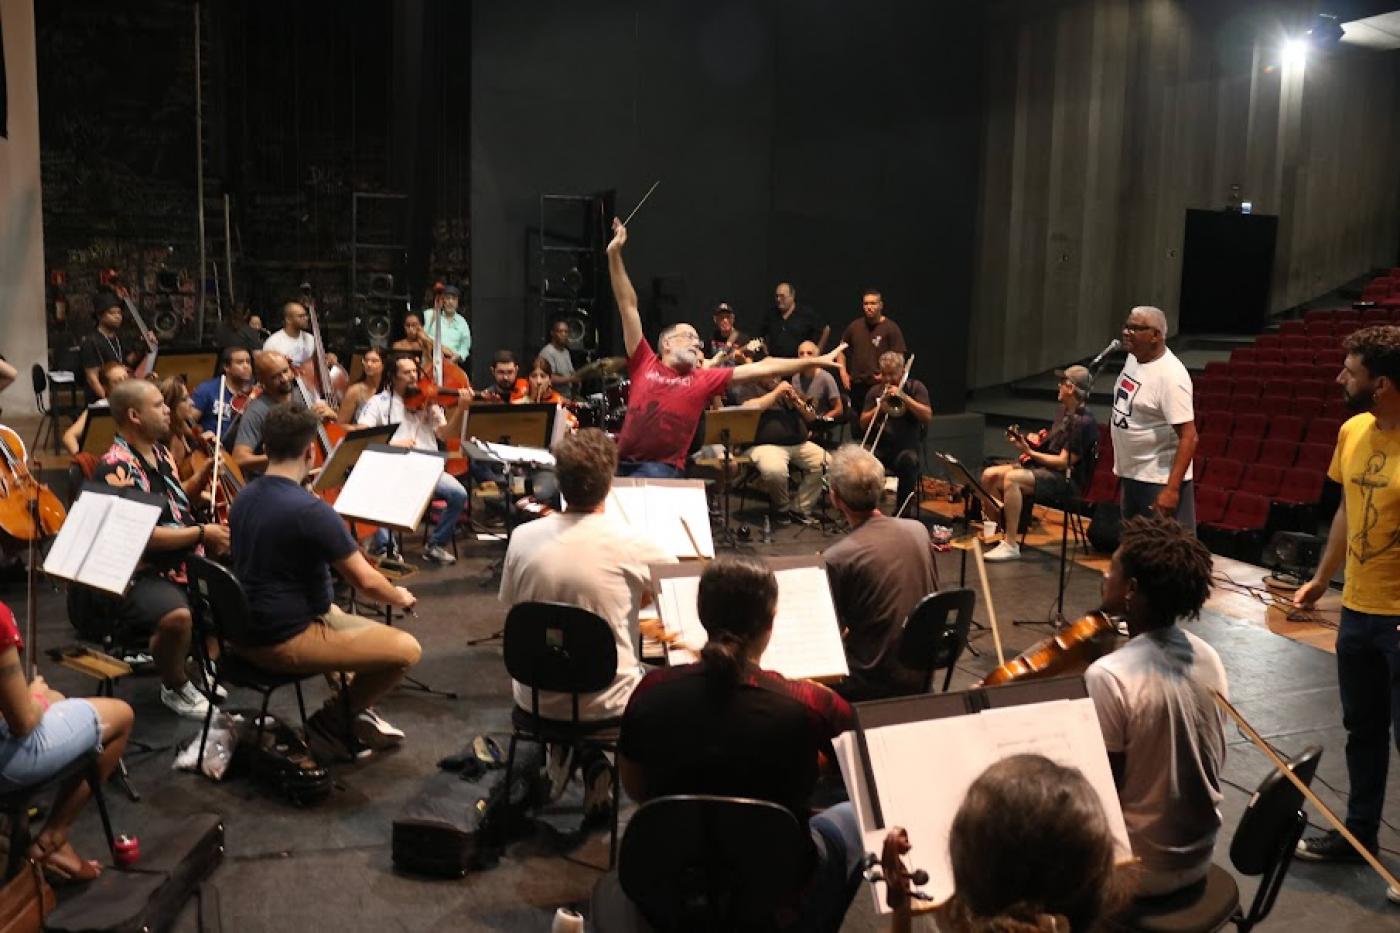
xmin=189 ymin=346 xmax=255 ymax=449
xmin=228 ymin=403 xmax=422 ymax=756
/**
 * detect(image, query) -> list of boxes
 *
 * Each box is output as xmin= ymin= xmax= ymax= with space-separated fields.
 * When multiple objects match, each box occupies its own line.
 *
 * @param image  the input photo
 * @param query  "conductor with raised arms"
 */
xmin=605 ymin=217 xmax=846 ymax=477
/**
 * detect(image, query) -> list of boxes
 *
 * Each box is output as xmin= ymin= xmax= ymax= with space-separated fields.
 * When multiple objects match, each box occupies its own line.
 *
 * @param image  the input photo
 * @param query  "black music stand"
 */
xmin=78 ymin=404 xmax=116 ymax=457
xmin=700 ymin=407 xmax=762 ymax=549
xmin=462 ymin=404 xmax=556 ymax=589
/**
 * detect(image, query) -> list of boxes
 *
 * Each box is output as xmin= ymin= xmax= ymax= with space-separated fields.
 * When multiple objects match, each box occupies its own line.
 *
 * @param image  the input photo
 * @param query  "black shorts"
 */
xmin=119 ymin=575 xmax=189 ymax=633
xmin=1031 ymin=468 xmax=1074 ymax=501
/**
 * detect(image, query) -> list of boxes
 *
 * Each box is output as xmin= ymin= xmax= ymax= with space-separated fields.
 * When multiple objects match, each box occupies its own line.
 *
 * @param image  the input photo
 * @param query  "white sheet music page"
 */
xmin=608 ymin=480 xmax=714 ymax=559
xmin=474 ymin=439 xmax=556 ymax=468
xmin=333 ymin=449 xmax=443 ymax=529
xmin=44 ymin=494 xmax=162 ymax=595
xmin=850 ymin=697 xmax=1129 ymax=913
xmin=763 ymin=565 xmax=847 ymax=681
xmin=658 ymin=564 xmax=846 ymax=681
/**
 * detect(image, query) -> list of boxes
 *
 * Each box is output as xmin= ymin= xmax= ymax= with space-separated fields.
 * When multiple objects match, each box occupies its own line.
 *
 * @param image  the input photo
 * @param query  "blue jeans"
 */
xmin=1336 ymin=606 xmax=1400 ymax=844
xmin=616 ymin=461 xmax=684 ymax=479
xmin=0 ymin=699 xmax=101 ymax=792
xmin=371 ymin=473 xmax=467 ymax=551
xmin=795 ymin=802 xmax=865 ymax=932
xmin=1120 ymin=478 xmax=1196 ymax=534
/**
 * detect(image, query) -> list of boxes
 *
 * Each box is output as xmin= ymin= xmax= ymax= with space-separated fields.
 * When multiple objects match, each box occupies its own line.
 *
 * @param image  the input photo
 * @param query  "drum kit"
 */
xmin=572 ymin=356 xmax=630 ymax=433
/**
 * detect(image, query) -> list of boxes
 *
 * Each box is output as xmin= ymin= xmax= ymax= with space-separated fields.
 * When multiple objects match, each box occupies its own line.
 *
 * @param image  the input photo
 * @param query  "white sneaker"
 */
xmin=423 ymin=544 xmax=456 ymax=565
xmin=983 ymin=541 xmax=1021 ymax=562
xmin=354 ymin=708 xmax=405 ymax=749
xmin=1387 ymin=884 xmax=1400 ymax=906
xmin=160 ymin=681 xmax=212 ymax=720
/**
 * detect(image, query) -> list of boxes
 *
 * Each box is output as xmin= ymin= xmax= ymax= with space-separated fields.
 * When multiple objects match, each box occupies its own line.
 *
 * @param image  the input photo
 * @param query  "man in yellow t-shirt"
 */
xmin=1294 ymin=326 xmax=1400 ymax=903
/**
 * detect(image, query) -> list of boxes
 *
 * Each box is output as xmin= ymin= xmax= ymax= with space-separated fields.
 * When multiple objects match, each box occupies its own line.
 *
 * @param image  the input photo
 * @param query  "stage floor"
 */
xmin=9 ymin=497 xmax=1398 ymax=931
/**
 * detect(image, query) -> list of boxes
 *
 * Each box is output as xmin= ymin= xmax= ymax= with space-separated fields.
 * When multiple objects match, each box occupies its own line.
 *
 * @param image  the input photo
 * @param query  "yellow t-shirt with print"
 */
xmin=1329 ymin=413 xmax=1400 ymax=614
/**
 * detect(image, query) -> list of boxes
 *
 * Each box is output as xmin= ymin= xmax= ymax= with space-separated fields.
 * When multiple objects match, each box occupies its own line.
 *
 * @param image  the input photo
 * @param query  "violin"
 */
xmin=978 ymin=609 xmax=1118 ymax=687
xmin=0 ymin=425 xmax=66 ymax=542
xmin=404 ymin=380 xmax=468 ymax=412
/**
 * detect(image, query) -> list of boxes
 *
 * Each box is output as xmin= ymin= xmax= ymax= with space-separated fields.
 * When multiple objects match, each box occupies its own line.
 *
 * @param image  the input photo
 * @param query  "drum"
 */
xmin=603 ymin=379 xmax=630 ymax=433
xmin=576 ymin=394 xmax=607 ymax=430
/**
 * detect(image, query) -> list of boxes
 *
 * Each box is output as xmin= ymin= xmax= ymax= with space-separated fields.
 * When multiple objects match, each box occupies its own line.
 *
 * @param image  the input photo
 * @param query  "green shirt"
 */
xmin=423 ymin=308 xmax=472 ymax=362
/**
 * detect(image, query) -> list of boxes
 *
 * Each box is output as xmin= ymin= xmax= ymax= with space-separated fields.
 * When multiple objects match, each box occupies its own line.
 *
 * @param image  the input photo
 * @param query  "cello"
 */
xmin=0 ymin=424 xmax=67 ymax=681
xmin=978 ymin=609 xmax=1118 ymax=687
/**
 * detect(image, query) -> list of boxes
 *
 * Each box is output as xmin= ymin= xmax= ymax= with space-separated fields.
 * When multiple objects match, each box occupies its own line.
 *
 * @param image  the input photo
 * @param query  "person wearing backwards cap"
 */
xmin=982 ymin=364 xmax=1101 ymax=562
xmin=422 ymin=283 xmax=471 ymax=365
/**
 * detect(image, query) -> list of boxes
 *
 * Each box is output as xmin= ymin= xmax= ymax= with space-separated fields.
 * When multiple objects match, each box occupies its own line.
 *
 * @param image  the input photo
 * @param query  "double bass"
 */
xmin=426 ymin=302 xmax=474 ymax=476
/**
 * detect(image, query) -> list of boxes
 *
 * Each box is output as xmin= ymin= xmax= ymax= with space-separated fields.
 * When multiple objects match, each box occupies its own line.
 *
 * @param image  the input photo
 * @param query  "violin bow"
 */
xmin=210 ymin=375 xmax=226 ymax=518
xmin=1213 ymin=689 xmax=1400 ymax=891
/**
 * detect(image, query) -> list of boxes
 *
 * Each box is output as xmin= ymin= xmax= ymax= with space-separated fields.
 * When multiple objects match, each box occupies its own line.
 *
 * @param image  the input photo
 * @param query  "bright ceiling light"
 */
xmin=1282 ymin=37 xmax=1308 ymax=67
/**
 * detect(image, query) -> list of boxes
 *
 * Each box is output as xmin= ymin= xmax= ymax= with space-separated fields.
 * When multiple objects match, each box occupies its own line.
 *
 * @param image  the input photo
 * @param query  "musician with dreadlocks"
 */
xmin=1085 ymin=513 xmax=1227 ymax=898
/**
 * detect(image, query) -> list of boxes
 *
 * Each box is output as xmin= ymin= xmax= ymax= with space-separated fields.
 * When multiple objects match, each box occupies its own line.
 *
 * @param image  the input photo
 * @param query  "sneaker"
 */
xmin=353 ymin=708 xmax=405 ymax=750
xmin=160 ymin=681 xmax=211 ymax=720
xmin=788 ymin=511 xmax=818 ymax=526
xmin=545 ymin=744 xmax=574 ymax=800
xmin=307 ymin=707 xmax=372 ymax=761
xmin=582 ymin=754 xmax=614 ymax=826
xmin=983 ymin=541 xmax=1021 ymax=562
xmin=1388 ymin=884 xmax=1400 ymax=905
xmin=1295 ymin=829 xmax=1374 ymax=862
xmin=423 ymin=544 xmax=457 ymax=565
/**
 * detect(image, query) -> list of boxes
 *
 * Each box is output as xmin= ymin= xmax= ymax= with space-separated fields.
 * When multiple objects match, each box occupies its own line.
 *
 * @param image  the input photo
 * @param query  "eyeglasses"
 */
xmin=1122 ymin=322 xmax=1156 ymax=332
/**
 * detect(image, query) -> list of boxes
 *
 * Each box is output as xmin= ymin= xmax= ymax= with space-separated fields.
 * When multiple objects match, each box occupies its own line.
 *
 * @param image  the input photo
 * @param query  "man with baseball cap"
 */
xmin=982 ymin=364 xmax=1100 ymax=561
xmin=423 ymin=283 xmax=471 ymax=364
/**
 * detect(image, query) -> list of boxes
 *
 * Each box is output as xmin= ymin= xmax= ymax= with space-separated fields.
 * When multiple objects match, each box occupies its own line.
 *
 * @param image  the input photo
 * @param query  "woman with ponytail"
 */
xmin=618 ymin=555 xmax=862 ymax=931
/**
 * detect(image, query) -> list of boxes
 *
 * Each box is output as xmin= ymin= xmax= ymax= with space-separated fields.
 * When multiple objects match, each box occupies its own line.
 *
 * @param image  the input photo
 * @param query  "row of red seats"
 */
xmin=1302 ymin=306 xmax=1397 ymax=324
xmin=1199 ymin=395 xmax=1344 ymax=421
xmin=1196 ymin=435 xmax=1332 ymax=471
xmin=1198 ymin=412 xmax=1338 ymax=445
xmin=1226 ymin=346 xmax=1345 ymax=366
xmin=1197 ymin=378 xmax=1338 ymax=403
xmin=1202 ymin=363 xmax=1340 ymax=385
xmin=1360 ymin=270 xmax=1400 ymax=306
xmin=1194 ymin=458 xmax=1325 ymax=504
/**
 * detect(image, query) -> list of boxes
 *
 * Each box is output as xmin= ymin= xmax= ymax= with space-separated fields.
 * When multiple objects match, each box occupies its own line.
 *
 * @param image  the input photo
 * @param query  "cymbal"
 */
xmin=575 ymin=357 xmax=627 ymax=380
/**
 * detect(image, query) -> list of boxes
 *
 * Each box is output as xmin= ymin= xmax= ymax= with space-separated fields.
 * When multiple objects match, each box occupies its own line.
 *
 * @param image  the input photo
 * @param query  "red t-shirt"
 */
xmin=616 ymin=339 xmax=733 ymax=469
xmin=0 ymin=602 xmax=23 ymax=653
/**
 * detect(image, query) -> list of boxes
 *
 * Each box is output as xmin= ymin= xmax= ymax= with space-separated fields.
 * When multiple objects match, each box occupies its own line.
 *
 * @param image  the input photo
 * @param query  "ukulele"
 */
xmin=1005 ymin=423 xmax=1047 ymax=466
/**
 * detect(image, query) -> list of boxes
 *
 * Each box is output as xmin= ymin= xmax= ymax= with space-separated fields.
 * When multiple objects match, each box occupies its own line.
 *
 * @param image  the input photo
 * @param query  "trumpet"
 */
xmin=861 ymin=354 xmax=915 ymax=451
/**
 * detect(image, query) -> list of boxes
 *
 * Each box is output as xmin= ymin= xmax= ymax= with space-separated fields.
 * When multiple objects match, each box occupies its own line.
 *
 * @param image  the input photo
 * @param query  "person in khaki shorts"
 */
xmin=228 ymin=403 xmax=421 ymax=758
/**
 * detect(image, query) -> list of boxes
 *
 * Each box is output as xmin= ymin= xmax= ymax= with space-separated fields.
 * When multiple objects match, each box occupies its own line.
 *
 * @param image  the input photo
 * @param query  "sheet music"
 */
xmin=608 ymin=480 xmax=714 ymax=559
xmin=43 ymin=493 xmax=162 ymax=595
xmin=333 ymin=449 xmax=444 ymax=529
xmin=852 ymin=697 xmax=1130 ymax=912
xmin=473 ymin=439 xmax=556 ymax=467
xmin=659 ymin=563 xmax=846 ymax=680
xmin=550 ymin=404 xmax=571 ymax=449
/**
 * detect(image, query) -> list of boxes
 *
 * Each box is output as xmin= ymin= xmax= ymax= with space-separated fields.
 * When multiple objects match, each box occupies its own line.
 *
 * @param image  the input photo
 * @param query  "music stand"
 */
xmin=701 ymin=406 xmax=762 ymax=548
xmin=933 ymin=451 xmax=1005 ymax=656
xmin=311 ymin=424 xmax=399 ymax=495
xmin=465 ymin=403 xmax=555 ymax=447
xmin=78 ymin=404 xmax=116 ymax=457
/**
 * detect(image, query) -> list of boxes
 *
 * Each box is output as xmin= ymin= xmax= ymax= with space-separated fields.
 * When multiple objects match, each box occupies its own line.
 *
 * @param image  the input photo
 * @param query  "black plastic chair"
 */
xmin=590 ymin=794 xmax=812 ymax=933
xmin=893 ymin=588 xmax=976 ymax=694
xmin=502 ymin=600 xmax=622 ymax=867
xmin=1122 ymin=745 xmax=1322 ymax=932
xmin=0 ymin=749 xmax=117 ymax=881
xmin=30 ymin=363 xmax=66 ymax=454
xmin=186 ymin=556 xmax=352 ymax=768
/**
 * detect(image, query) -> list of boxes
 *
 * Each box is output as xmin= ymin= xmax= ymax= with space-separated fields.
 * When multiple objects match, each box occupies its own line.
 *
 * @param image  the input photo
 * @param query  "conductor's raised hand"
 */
xmin=815 ymin=343 xmax=848 ymax=369
xmin=606 ymin=217 xmax=628 ymax=255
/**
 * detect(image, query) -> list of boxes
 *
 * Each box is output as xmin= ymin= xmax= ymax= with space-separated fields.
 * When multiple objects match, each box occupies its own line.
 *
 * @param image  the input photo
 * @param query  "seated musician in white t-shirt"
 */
xmin=1086 ymin=513 xmax=1228 ymax=898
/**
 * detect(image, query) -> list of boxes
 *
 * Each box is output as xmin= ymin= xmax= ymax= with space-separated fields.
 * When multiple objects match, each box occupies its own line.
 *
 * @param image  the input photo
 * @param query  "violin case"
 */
xmin=43 ymin=812 xmax=224 ymax=933
xmin=391 ymin=739 xmax=543 ymax=878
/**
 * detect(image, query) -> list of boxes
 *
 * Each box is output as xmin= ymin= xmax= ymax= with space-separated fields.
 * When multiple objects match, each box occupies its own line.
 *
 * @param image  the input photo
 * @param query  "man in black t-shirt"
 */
xmin=229 ymin=404 xmax=422 ymax=755
xmin=859 ymin=351 xmax=932 ymax=518
xmin=837 ymin=289 xmax=906 ymax=431
xmin=983 ymin=365 xmax=1100 ymax=562
xmin=760 ymin=281 xmax=827 ymax=360
xmin=78 ymin=293 xmax=128 ymax=403
xmin=736 ymin=378 xmax=829 ymax=524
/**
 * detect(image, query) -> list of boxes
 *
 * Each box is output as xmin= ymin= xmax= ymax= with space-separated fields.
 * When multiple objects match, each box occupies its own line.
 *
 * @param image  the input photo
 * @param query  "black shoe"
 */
xmin=1295 ymin=829 xmax=1375 ymax=862
xmin=307 ymin=708 xmax=371 ymax=762
xmin=581 ymin=754 xmax=614 ymax=828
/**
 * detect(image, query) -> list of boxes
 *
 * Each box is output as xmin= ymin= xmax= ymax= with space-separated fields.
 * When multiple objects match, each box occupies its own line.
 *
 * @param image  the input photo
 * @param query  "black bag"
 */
xmin=1086 ymin=501 xmax=1122 ymax=553
xmin=44 ymin=813 xmax=224 ymax=933
xmin=234 ymin=711 xmax=332 ymax=806
xmin=392 ymin=740 xmax=544 ymax=878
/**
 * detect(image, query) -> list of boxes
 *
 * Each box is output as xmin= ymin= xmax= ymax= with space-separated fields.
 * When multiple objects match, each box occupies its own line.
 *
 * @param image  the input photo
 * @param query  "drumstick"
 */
xmin=971 ymin=543 xmax=1006 ymax=665
xmin=621 ymin=180 xmax=661 ymax=227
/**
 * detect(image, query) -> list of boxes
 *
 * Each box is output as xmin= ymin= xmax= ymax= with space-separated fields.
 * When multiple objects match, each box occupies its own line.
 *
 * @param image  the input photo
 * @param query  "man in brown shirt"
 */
xmin=823 ymin=445 xmax=936 ymax=700
xmin=836 ymin=289 xmax=906 ymax=432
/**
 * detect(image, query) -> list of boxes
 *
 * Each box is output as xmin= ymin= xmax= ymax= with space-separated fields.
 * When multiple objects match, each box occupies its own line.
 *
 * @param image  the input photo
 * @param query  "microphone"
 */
xmin=1088 ymin=339 xmax=1122 ymax=373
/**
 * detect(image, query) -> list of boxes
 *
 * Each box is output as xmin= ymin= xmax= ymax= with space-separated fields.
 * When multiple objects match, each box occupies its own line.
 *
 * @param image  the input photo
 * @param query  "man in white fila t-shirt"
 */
xmin=1110 ymin=305 xmax=1199 ymax=533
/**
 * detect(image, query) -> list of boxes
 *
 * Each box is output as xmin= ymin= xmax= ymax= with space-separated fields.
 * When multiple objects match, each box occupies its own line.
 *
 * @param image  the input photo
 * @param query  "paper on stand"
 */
xmin=43 ymin=493 xmax=162 ymax=595
xmin=333 ymin=449 xmax=444 ymax=530
xmin=608 ymin=480 xmax=713 ymax=559
xmin=658 ymin=563 xmax=847 ymax=681
xmin=849 ymin=697 xmax=1130 ymax=912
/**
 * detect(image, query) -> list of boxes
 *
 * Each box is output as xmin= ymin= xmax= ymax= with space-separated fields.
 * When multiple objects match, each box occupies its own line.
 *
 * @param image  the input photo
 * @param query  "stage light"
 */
xmin=1282 ymin=37 xmax=1308 ymax=67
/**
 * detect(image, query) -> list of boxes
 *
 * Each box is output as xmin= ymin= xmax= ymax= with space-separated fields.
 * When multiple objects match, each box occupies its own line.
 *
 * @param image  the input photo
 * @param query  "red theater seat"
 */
xmin=1240 ymin=465 xmax=1283 ymax=498
xmin=1194 ymin=486 xmax=1229 ymax=525
xmin=1257 ymin=439 xmax=1297 ymax=468
xmin=1274 ymin=468 xmax=1325 ymax=506
xmin=1198 ymin=434 xmax=1228 ymax=459
xmin=1201 ymin=457 xmax=1244 ymax=490
xmin=1209 ymin=491 xmax=1271 ymax=533
xmin=1303 ymin=417 xmax=1341 ymax=446
xmin=1224 ymin=436 xmax=1261 ymax=463
xmin=1265 ymin=415 xmax=1304 ymax=443
xmin=1234 ymin=413 xmax=1266 ymax=437
xmin=1295 ymin=443 xmax=1333 ymax=472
